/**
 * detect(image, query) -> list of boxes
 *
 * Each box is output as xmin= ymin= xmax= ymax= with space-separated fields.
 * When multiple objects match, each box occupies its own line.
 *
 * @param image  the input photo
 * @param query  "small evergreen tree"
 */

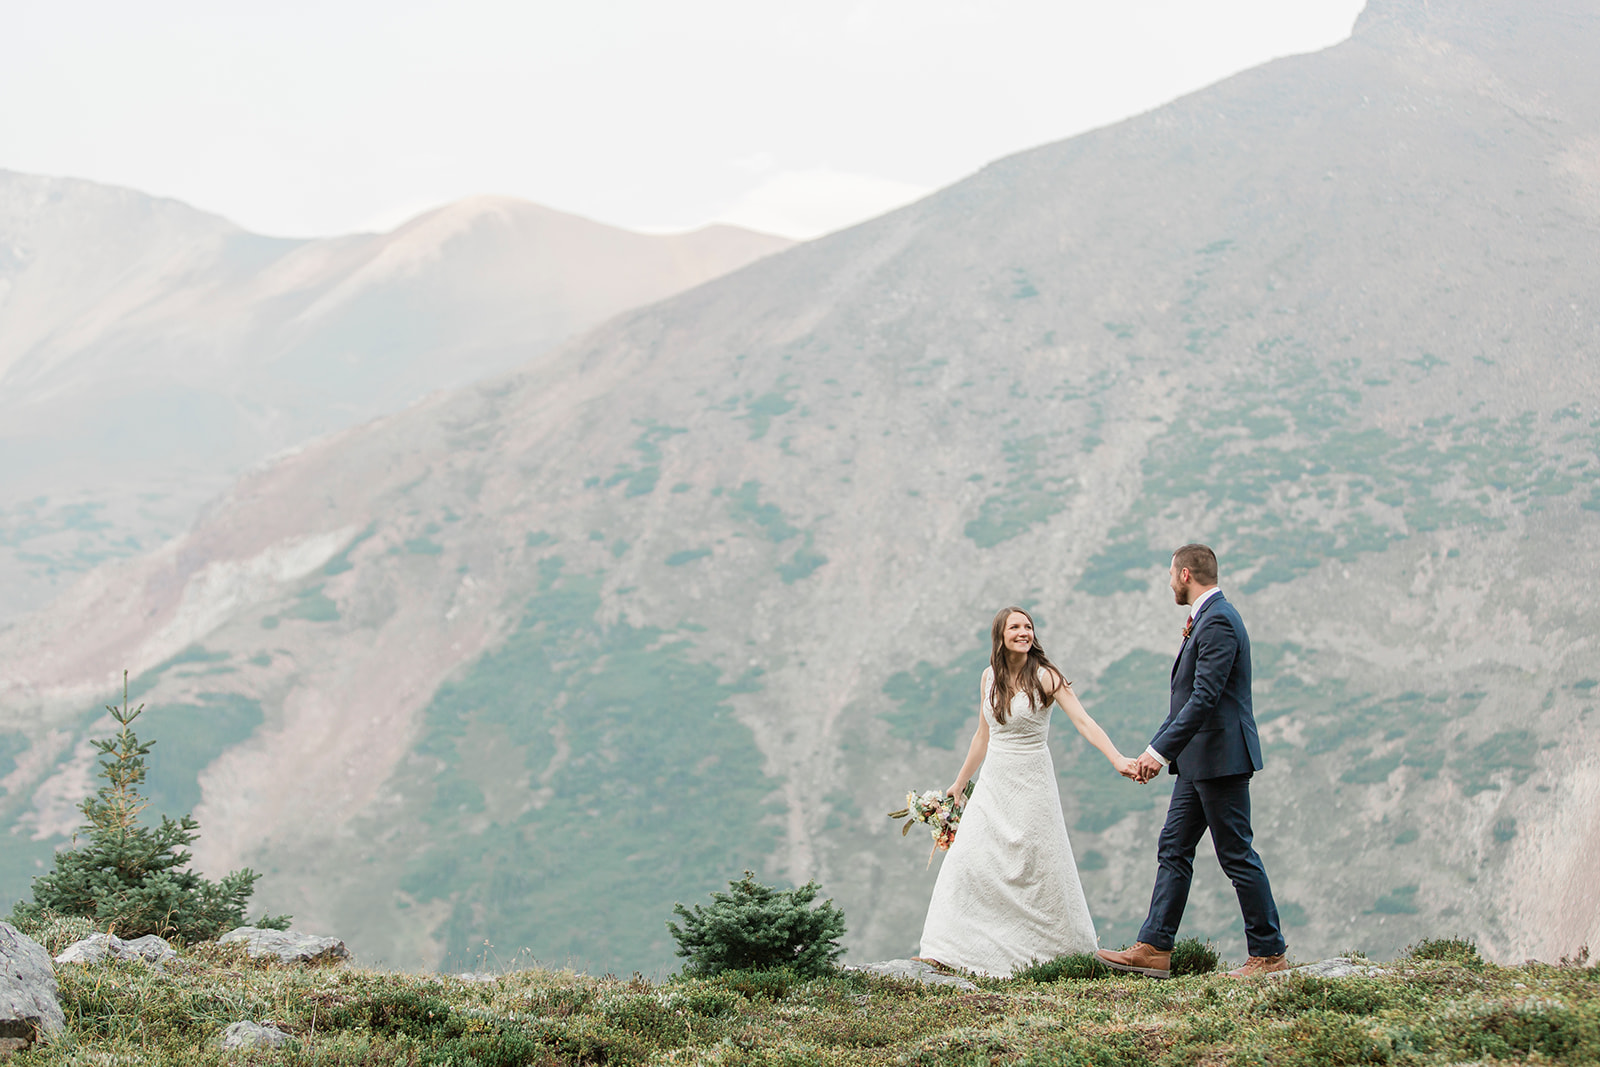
xmin=10 ymin=671 xmax=289 ymax=942
xmin=667 ymin=871 xmax=846 ymax=977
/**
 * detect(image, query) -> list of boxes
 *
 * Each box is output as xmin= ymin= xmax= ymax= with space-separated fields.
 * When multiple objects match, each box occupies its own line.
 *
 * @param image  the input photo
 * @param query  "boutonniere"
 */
xmin=1181 ymin=617 xmax=1195 ymax=641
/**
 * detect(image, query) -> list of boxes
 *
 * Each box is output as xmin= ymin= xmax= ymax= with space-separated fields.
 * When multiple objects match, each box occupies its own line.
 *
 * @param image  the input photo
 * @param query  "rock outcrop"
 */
xmin=847 ymin=959 xmax=979 ymax=991
xmin=218 ymin=927 xmax=348 ymax=965
xmin=220 ymin=1020 xmax=291 ymax=1049
xmin=0 ymin=922 xmax=63 ymax=1053
xmin=1278 ymin=958 xmax=1387 ymax=979
xmin=55 ymin=933 xmax=178 ymax=969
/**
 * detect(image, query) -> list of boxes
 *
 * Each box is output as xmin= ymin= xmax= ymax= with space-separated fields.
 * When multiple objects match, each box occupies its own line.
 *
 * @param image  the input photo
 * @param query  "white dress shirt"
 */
xmin=1146 ymin=586 xmax=1222 ymax=766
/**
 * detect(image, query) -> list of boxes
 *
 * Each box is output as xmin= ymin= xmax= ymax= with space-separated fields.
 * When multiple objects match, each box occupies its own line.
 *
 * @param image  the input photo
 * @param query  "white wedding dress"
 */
xmin=917 ymin=674 xmax=1099 ymax=976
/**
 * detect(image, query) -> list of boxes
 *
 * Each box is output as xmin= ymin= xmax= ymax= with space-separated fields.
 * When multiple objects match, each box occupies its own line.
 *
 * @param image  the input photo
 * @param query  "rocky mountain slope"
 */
xmin=3 ymin=0 xmax=1598 ymax=974
xmin=0 ymin=176 xmax=791 ymax=620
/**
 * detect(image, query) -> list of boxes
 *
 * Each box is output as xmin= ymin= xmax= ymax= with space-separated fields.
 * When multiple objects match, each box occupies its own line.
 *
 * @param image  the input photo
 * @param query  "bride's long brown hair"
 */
xmin=988 ymin=606 xmax=1068 ymax=724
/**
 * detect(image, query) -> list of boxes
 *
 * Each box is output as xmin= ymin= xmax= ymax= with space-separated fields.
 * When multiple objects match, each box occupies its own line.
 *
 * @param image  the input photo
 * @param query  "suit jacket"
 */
xmin=1149 ymin=591 xmax=1264 ymax=780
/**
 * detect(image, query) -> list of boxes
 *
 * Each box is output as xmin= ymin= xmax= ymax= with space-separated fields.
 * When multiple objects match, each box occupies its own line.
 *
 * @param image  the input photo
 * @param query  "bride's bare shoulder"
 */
xmin=1037 ymin=665 xmax=1070 ymax=694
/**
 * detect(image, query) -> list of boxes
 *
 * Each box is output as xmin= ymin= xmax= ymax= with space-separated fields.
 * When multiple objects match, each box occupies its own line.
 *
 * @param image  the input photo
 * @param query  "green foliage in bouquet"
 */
xmin=667 ymin=871 xmax=846 ymax=977
xmin=9 ymin=672 xmax=290 ymax=943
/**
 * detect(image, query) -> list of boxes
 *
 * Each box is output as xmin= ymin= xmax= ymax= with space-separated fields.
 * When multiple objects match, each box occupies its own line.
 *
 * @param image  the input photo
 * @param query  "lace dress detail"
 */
xmin=917 ymin=675 xmax=1099 ymax=976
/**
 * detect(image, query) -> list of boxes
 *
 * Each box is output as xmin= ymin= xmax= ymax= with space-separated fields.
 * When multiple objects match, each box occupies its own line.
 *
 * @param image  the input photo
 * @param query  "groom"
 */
xmin=1097 ymin=544 xmax=1288 ymax=978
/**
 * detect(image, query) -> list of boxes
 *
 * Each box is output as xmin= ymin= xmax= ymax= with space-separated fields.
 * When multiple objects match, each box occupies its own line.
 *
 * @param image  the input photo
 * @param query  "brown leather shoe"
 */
xmin=1096 ymin=942 xmax=1172 ymax=978
xmin=1226 ymin=952 xmax=1290 ymax=977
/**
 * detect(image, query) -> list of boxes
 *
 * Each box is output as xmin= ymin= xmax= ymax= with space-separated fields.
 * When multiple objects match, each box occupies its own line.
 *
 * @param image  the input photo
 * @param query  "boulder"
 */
xmin=55 ymin=932 xmax=177 ymax=969
xmin=0 ymin=921 xmax=64 ymax=1054
xmin=218 ymin=927 xmax=348 ymax=966
xmin=846 ymin=959 xmax=979 ymax=990
xmin=1275 ymin=957 xmax=1387 ymax=979
xmin=220 ymin=1020 xmax=291 ymax=1049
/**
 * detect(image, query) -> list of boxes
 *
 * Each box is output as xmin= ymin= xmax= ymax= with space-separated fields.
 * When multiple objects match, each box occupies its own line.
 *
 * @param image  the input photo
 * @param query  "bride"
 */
xmin=916 ymin=606 xmax=1137 ymax=976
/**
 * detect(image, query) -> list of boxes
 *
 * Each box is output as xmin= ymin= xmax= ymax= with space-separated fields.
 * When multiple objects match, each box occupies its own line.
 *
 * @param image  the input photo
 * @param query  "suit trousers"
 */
xmin=1137 ymin=771 xmax=1286 ymax=958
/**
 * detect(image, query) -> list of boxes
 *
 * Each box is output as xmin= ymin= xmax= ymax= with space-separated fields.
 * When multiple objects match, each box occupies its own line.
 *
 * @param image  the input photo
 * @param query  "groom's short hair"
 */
xmin=1173 ymin=544 xmax=1218 ymax=585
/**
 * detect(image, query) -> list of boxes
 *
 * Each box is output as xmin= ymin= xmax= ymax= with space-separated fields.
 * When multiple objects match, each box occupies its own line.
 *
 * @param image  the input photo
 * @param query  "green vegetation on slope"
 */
xmin=137 ymin=692 xmax=264 ymax=818
xmin=601 ymin=421 xmax=687 ymax=498
xmin=108 ymin=646 xmax=268 ymax=821
xmin=392 ymin=560 xmax=782 ymax=974
xmin=1078 ymin=347 xmax=1594 ymax=596
xmin=880 ymin=647 xmax=990 ymax=749
xmin=724 ymin=480 xmax=831 ymax=584
xmin=965 ymin=435 xmax=1077 ymax=548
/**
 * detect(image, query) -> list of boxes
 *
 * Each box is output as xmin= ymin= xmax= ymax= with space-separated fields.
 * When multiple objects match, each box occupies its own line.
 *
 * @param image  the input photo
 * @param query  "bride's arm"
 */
xmin=1047 ymin=670 xmax=1138 ymax=777
xmin=945 ymin=674 xmax=992 ymax=801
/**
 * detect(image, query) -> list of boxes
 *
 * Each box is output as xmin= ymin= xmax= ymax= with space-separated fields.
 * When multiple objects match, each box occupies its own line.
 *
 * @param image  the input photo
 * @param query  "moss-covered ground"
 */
xmin=13 ymin=928 xmax=1600 ymax=1066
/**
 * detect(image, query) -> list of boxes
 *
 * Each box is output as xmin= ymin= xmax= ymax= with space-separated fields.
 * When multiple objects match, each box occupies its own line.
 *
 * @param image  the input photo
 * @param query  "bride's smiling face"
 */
xmin=1003 ymin=612 xmax=1034 ymax=655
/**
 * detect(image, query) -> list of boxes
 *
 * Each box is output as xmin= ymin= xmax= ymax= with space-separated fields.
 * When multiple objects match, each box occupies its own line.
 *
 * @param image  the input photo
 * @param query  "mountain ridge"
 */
xmin=0 ymin=170 xmax=793 ymax=622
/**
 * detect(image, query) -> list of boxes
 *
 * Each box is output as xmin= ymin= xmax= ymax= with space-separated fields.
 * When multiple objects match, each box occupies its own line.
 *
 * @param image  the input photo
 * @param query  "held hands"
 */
xmin=1113 ymin=752 xmax=1164 ymax=784
xmin=1134 ymin=752 xmax=1164 ymax=784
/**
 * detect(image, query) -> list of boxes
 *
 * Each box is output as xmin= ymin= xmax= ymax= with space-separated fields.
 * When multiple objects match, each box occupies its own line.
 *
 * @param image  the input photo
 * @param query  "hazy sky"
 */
xmin=3 ymin=1 xmax=1366 ymax=239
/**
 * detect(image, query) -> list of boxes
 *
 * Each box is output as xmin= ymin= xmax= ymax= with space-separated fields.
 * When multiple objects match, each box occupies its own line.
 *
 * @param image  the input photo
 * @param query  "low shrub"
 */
xmin=1406 ymin=937 xmax=1482 ymax=967
xmin=528 ymin=984 xmax=596 ymax=1018
xmin=1458 ymin=999 xmax=1600 ymax=1063
xmin=6 ymin=909 xmax=100 ymax=954
xmin=1171 ymin=937 xmax=1220 ymax=976
xmin=418 ymin=1028 xmax=546 ymax=1067
xmin=1012 ymin=953 xmax=1108 ymax=982
xmin=1261 ymin=974 xmax=1394 ymax=1017
xmin=598 ymin=992 xmax=691 ymax=1044
xmin=324 ymin=989 xmax=455 ymax=1036
xmin=661 ymin=987 xmax=741 ymax=1018
xmin=712 ymin=967 xmax=795 ymax=1000
xmin=1279 ymin=1010 xmax=1393 ymax=1065
xmin=667 ymin=871 xmax=846 ymax=977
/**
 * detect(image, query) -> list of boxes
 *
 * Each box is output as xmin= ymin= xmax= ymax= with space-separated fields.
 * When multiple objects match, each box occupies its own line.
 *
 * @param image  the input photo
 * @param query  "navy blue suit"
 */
xmin=1138 ymin=591 xmax=1285 ymax=958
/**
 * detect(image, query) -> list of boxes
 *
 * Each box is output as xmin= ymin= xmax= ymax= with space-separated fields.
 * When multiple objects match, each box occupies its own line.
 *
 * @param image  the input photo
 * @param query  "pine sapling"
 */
xmin=667 ymin=871 xmax=846 ymax=977
xmin=10 ymin=671 xmax=291 ymax=942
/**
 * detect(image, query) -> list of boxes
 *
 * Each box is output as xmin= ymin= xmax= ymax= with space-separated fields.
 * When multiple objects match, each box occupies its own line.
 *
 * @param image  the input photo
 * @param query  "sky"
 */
xmin=2 ymin=1 xmax=1367 ymax=240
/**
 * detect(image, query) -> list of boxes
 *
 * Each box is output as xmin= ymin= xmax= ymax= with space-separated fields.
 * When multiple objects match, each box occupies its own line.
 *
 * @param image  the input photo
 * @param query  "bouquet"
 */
xmin=888 ymin=781 xmax=975 ymax=866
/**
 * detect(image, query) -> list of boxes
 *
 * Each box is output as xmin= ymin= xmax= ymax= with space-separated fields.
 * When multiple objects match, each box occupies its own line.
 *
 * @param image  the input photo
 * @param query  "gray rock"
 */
xmin=55 ymin=932 xmax=177 ymax=969
xmin=846 ymin=959 xmax=979 ymax=991
xmin=218 ymin=927 xmax=349 ymax=965
xmin=220 ymin=1020 xmax=291 ymax=1049
xmin=0 ymin=921 xmax=64 ymax=1052
xmin=1276 ymin=957 xmax=1387 ymax=979
xmin=123 ymin=934 xmax=180 ymax=966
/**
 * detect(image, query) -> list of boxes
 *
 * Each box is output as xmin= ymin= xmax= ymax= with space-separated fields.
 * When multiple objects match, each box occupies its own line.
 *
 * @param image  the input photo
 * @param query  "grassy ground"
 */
xmin=10 ymin=925 xmax=1600 ymax=1065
